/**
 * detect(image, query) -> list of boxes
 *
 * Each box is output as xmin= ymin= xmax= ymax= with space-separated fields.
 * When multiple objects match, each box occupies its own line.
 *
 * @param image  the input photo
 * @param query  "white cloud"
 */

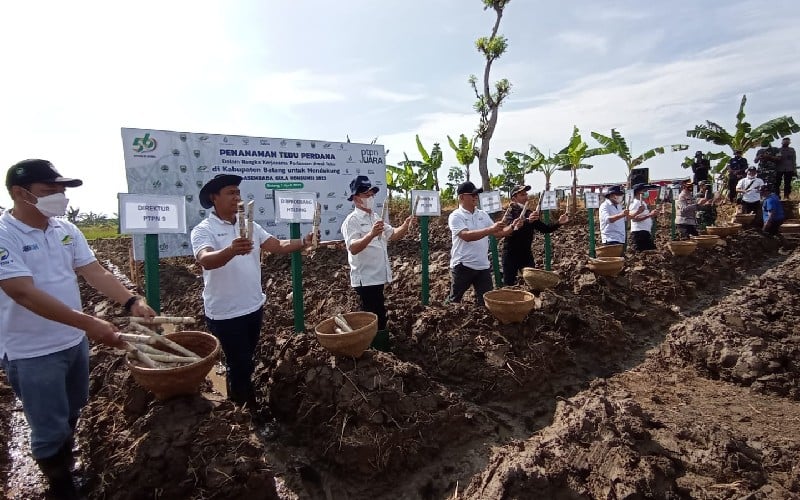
xmin=365 ymin=88 xmax=426 ymax=103
xmin=555 ymin=31 xmax=609 ymax=54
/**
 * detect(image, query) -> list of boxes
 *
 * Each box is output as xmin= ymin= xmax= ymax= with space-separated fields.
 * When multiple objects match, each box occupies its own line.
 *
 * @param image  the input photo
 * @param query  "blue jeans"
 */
xmin=1 ymin=337 xmax=89 ymax=459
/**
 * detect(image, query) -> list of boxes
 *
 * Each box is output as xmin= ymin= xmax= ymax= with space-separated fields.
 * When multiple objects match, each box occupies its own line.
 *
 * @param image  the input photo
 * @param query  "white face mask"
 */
xmin=611 ymin=195 xmax=622 ymax=204
xmin=359 ymin=196 xmax=375 ymax=211
xmin=26 ymin=191 xmax=69 ymax=217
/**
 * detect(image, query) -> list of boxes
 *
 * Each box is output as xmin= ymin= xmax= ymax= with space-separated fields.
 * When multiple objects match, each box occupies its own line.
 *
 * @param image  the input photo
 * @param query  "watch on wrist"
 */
xmin=123 ymin=295 xmax=140 ymax=313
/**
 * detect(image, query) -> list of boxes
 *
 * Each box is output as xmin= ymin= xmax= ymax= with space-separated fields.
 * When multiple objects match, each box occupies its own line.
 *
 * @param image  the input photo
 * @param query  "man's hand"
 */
xmin=130 ymin=299 xmax=156 ymax=320
xmin=491 ymin=221 xmax=506 ymax=234
xmin=370 ymin=220 xmax=385 ymax=238
xmin=84 ymin=317 xmax=124 ymax=348
xmin=513 ymin=217 xmax=525 ymax=231
xmin=229 ymin=237 xmax=254 ymax=256
xmin=558 ymin=213 xmax=569 ymax=224
xmin=527 ymin=210 xmax=541 ymax=223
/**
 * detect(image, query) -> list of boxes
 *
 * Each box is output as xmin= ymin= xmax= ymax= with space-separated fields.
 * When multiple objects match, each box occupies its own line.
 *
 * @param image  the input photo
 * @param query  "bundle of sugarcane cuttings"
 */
xmin=121 ymin=317 xmax=203 ymax=368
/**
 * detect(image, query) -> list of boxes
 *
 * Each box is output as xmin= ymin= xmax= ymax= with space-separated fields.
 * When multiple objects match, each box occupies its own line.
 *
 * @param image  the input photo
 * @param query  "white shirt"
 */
xmin=190 ymin=212 xmax=272 ymax=320
xmin=341 ymin=207 xmax=395 ymax=287
xmin=0 ymin=211 xmax=94 ymax=360
xmin=629 ymin=198 xmax=652 ymax=232
xmin=599 ymin=198 xmax=626 ymax=243
xmin=448 ymin=206 xmax=493 ymax=270
xmin=736 ymin=176 xmax=764 ymax=203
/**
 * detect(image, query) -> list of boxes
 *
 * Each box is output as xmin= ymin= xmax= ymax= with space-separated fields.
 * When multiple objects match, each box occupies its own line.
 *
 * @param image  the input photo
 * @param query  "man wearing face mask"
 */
xmin=599 ymin=185 xmax=630 ymax=246
xmin=736 ymin=166 xmax=764 ymax=218
xmin=341 ymin=175 xmax=414 ymax=351
xmin=0 ymin=159 xmax=156 ymax=499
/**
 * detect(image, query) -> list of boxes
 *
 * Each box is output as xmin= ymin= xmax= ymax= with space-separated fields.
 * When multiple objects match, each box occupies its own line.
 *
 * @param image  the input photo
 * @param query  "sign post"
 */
xmin=411 ymin=190 xmax=440 ymax=305
xmin=540 ymin=191 xmax=558 ymax=271
xmin=479 ymin=191 xmax=503 ymax=287
xmin=671 ymin=187 xmax=680 ymax=241
xmin=585 ymin=192 xmax=600 ymax=258
xmin=118 ymin=194 xmax=188 ymax=314
xmin=274 ymin=190 xmax=317 ymax=333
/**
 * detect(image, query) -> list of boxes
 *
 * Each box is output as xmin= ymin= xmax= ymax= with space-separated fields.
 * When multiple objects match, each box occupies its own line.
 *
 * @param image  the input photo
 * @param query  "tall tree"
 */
xmin=686 ymin=94 xmax=799 ymax=175
xmin=591 ymin=128 xmax=688 ymax=184
xmin=495 ymin=151 xmax=525 ymax=197
xmin=470 ymin=0 xmax=512 ymax=191
xmin=447 ymin=134 xmax=479 ymax=182
xmin=555 ymin=126 xmax=607 ymax=214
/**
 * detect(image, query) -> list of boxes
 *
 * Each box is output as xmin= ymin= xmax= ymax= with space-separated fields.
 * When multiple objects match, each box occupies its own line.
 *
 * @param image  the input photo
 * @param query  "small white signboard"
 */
xmin=479 ymin=190 xmax=503 ymax=214
xmin=540 ymin=191 xmax=558 ymax=210
xmin=625 ymin=189 xmax=634 ymax=203
xmin=584 ymin=192 xmax=600 ymax=209
xmin=119 ymin=194 xmax=187 ymax=234
xmin=274 ymin=191 xmax=317 ymax=223
xmin=671 ymin=187 xmax=681 ymax=200
xmin=660 ymin=186 xmax=668 ymax=200
xmin=411 ymin=190 xmax=441 ymax=216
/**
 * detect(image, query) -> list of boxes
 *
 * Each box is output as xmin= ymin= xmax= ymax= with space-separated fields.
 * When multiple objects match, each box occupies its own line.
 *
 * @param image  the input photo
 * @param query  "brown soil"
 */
xmin=1 ymin=205 xmax=799 ymax=499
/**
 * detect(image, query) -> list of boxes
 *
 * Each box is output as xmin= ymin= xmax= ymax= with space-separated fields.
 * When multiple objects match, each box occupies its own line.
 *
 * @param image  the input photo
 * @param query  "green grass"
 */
xmin=79 ymin=224 xmax=122 ymax=240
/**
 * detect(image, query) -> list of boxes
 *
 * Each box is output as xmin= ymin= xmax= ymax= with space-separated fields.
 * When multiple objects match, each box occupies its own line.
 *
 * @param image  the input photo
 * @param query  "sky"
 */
xmin=1 ymin=0 xmax=799 ymax=216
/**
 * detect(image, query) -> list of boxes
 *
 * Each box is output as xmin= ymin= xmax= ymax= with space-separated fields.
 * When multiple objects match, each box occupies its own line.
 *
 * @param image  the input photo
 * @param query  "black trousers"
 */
xmin=775 ymin=172 xmax=794 ymax=198
xmin=631 ymin=230 xmax=656 ymax=251
xmin=448 ymin=263 xmax=493 ymax=307
xmin=205 ymin=307 xmax=263 ymax=403
xmin=502 ymin=252 xmax=534 ymax=286
xmin=355 ymin=284 xmax=387 ymax=330
xmin=677 ymin=224 xmax=698 ymax=238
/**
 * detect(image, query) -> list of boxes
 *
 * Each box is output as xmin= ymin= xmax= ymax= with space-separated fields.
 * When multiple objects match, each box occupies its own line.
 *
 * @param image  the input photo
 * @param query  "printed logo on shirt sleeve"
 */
xmin=0 ymin=247 xmax=12 ymax=266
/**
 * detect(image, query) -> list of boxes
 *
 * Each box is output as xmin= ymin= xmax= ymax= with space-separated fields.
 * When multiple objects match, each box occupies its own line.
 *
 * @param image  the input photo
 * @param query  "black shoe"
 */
xmin=36 ymin=452 xmax=79 ymax=500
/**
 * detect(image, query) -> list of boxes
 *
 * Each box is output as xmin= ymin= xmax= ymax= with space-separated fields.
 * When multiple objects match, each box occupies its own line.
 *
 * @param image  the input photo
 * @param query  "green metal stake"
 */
xmin=143 ymin=234 xmax=160 ymax=314
xmin=289 ymin=223 xmax=304 ymax=333
xmin=588 ymin=208 xmax=596 ymax=258
xmin=420 ymin=216 xmax=430 ymax=305
xmin=670 ymin=199 xmax=677 ymax=241
xmin=543 ymin=210 xmax=553 ymax=271
xmin=489 ymin=235 xmax=502 ymax=287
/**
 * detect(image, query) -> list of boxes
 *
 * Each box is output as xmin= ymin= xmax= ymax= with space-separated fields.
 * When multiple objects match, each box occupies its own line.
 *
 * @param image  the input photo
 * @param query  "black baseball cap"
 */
xmin=6 ymin=159 xmax=83 ymax=190
xmin=347 ymin=175 xmax=379 ymax=201
xmin=510 ymin=185 xmax=531 ymax=197
xmin=457 ymin=181 xmax=483 ymax=195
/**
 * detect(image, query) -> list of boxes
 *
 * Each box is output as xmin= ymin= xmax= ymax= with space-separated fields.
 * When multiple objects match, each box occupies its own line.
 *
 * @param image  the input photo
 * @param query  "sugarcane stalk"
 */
xmin=237 ymin=201 xmax=246 ymax=238
xmin=133 ymin=343 xmax=201 ymax=361
xmin=130 ymin=316 xmax=196 ymax=325
xmin=246 ymin=200 xmax=255 ymax=241
xmin=334 ymin=327 xmax=345 ymax=334
xmin=143 ymin=353 xmax=200 ymax=364
xmin=118 ymin=333 xmax=200 ymax=358
xmin=412 ymin=196 xmax=421 ymax=216
xmin=312 ymin=202 xmax=321 ymax=249
xmin=123 ymin=342 xmax=159 ymax=368
xmin=333 ymin=314 xmax=353 ymax=332
xmin=128 ymin=322 xmax=159 ymax=336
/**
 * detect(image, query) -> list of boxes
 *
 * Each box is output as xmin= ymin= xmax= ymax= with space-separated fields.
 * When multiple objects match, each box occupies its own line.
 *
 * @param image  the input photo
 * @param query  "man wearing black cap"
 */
xmin=191 ymin=174 xmax=313 ymax=407
xmin=498 ymin=185 xmax=568 ymax=285
xmin=777 ymin=137 xmax=797 ymax=199
xmin=599 ymin=185 xmax=630 ymax=245
xmin=755 ymin=139 xmax=780 ymax=195
xmin=726 ymin=150 xmax=748 ymax=203
xmin=0 ymin=159 xmax=156 ymax=498
xmin=448 ymin=181 xmax=504 ymax=306
xmin=691 ymin=151 xmax=711 ymax=185
xmin=628 ymin=183 xmax=661 ymax=251
xmin=341 ymin=175 xmax=414 ymax=351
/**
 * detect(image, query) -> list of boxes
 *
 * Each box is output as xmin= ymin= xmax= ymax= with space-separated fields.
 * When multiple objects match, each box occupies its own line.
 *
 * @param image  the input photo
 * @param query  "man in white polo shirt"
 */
xmin=448 ymin=181 xmax=504 ymax=307
xmin=0 ymin=159 xmax=155 ymax=499
xmin=191 ymin=174 xmax=313 ymax=408
xmin=342 ymin=175 xmax=414 ymax=351
xmin=599 ymin=185 xmax=630 ymax=245
xmin=628 ymin=183 xmax=661 ymax=252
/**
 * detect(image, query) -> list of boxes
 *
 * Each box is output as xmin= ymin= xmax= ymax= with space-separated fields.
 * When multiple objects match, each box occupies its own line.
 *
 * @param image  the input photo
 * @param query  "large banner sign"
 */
xmin=121 ymin=128 xmax=386 ymax=259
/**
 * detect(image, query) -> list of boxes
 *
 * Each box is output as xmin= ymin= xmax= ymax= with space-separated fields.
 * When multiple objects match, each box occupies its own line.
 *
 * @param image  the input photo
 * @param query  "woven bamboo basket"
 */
xmin=732 ymin=213 xmax=755 ymax=225
xmin=522 ymin=268 xmax=560 ymax=292
xmin=780 ymin=223 xmax=800 ymax=234
xmin=127 ymin=331 xmax=220 ymax=400
xmin=483 ymin=289 xmax=536 ymax=324
xmin=667 ymin=240 xmax=697 ymax=256
xmin=690 ymin=235 xmax=720 ymax=249
xmin=706 ymin=223 xmax=742 ymax=237
xmin=587 ymin=257 xmax=624 ymax=277
xmin=315 ymin=312 xmax=378 ymax=358
xmin=596 ymin=244 xmax=624 ymax=257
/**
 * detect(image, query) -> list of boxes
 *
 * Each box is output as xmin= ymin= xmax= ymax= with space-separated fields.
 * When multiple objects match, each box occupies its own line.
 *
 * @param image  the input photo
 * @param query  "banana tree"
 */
xmin=508 ymin=145 xmax=560 ymax=190
xmin=591 ymin=128 xmax=688 ymax=184
xmin=555 ymin=126 xmax=607 ymax=213
xmin=495 ymin=151 xmax=525 ymax=197
xmin=447 ymin=134 xmax=479 ymax=182
xmin=386 ymin=163 xmax=416 ymax=200
xmin=686 ymin=94 xmax=799 ymax=175
xmin=411 ymin=135 xmax=444 ymax=191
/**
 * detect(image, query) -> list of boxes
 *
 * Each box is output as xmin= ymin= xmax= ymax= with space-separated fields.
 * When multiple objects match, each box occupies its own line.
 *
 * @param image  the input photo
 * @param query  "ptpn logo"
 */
xmin=132 ymin=133 xmax=157 ymax=153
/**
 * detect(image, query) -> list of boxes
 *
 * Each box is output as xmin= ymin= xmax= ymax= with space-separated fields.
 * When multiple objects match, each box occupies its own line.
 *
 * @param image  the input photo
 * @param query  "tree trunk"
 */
xmin=570 ymin=169 xmax=578 ymax=214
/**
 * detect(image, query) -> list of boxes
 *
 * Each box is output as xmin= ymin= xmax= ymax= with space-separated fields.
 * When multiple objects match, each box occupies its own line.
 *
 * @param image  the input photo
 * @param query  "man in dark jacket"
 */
xmin=726 ymin=150 xmax=748 ymax=202
xmin=691 ymin=151 xmax=711 ymax=184
xmin=499 ymin=185 xmax=568 ymax=286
